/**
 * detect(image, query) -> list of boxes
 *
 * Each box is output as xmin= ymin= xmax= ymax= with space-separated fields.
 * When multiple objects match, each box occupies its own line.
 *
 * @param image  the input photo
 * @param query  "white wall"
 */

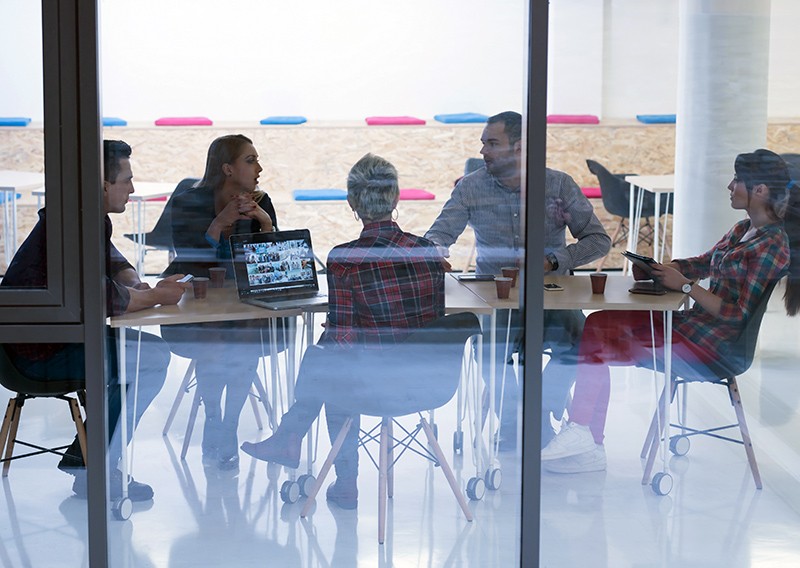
xmin=547 ymin=0 xmax=604 ymax=116
xmin=1 ymin=0 xmax=798 ymax=122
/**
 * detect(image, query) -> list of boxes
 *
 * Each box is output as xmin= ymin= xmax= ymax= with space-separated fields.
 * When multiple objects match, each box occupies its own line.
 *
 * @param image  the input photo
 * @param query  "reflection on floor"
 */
xmin=2 ymin=294 xmax=800 ymax=567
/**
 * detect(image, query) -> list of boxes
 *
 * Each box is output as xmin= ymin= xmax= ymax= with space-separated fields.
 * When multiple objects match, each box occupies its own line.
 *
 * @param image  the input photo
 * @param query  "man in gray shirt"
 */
xmin=425 ymin=111 xmax=611 ymax=449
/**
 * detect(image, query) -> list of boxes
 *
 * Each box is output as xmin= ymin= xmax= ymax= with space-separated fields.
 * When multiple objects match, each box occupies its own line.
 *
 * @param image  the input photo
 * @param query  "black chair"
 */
xmin=0 ymin=345 xmax=87 ymax=476
xmin=780 ymin=153 xmax=800 ymax=182
xmin=639 ymin=279 xmax=780 ymax=492
xmin=124 ymin=177 xmax=199 ymax=266
xmin=298 ymin=312 xmax=482 ymax=544
xmin=586 ymin=159 xmax=673 ymax=268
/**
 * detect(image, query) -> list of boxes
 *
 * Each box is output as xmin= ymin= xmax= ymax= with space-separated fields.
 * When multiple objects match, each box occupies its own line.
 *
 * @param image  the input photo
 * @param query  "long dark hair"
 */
xmin=199 ymin=134 xmax=265 ymax=202
xmin=734 ymin=149 xmax=800 ymax=315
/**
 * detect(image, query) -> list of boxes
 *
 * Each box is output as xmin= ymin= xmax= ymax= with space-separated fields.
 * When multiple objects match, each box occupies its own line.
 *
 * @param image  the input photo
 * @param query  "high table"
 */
xmin=624 ymin=174 xmax=675 ymax=272
xmin=458 ymin=273 xmax=687 ymax=495
xmin=108 ymin=275 xmax=496 ymax=517
xmin=0 ymin=170 xmax=45 ymax=267
xmin=109 ymin=284 xmax=302 ymax=519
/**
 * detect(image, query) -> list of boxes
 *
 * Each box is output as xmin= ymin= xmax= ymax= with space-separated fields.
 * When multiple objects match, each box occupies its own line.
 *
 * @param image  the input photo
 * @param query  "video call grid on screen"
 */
xmin=233 ymin=233 xmax=317 ymax=296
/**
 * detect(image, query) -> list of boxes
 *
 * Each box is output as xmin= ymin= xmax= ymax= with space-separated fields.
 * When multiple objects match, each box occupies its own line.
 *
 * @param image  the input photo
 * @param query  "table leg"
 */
xmin=118 ymin=326 xmax=129 ymax=501
xmin=626 ymin=183 xmax=636 ymax=274
xmin=653 ymin=191 xmax=661 ymax=262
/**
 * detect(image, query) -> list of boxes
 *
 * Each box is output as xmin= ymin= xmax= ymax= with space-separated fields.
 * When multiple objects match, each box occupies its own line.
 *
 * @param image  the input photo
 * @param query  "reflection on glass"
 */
xmin=0 ymin=1 xmax=44 ymax=279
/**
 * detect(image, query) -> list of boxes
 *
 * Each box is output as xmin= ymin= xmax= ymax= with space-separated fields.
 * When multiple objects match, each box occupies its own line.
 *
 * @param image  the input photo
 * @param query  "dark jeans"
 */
xmin=482 ymin=309 xmax=585 ymax=445
xmin=14 ymin=327 xmax=170 ymax=467
xmin=273 ymin=345 xmax=386 ymax=481
xmin=161 ymin=321 xmax=283 ymax=455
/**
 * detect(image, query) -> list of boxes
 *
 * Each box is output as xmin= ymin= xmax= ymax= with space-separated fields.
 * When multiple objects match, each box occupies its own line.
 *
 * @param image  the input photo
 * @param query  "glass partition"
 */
xmin=541 ymin=1 xmax=800 ymax=566
xmin=96 ymin=1 xmax=529 ymax=566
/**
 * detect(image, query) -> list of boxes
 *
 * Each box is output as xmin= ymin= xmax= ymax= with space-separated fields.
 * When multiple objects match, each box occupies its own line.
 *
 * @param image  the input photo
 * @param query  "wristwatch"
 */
xmin=546 ymin=253 xmax=559 ymax=272
xmin=681 ymin=280 xmax=694 ymax=294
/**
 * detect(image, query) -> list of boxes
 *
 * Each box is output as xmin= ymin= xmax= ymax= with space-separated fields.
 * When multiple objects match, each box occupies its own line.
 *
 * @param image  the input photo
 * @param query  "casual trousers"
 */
xmin=483 ymin=309 xmax=584 ymax=444
xmin=569 ymin=310 xmax=715 ymax=445
xmin=161 ymin=322 xmax=281 ymax=455
xmin=14 ymin=327 xmax=170 ymax=467
xmin=276 ymin=346 xmax=363 ymax=481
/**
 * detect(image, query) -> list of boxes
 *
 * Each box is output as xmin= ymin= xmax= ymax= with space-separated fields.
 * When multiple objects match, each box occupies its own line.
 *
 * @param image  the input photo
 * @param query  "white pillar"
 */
xmin=673 ymin=0 xmax=771 ymax=259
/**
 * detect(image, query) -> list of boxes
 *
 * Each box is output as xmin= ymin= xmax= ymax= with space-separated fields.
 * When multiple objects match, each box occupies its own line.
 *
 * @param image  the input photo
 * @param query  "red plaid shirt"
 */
xmin=672 ymin=219 xmax=789 ymax=354
xmin=320 ymin=221 xmax=445 ymax=348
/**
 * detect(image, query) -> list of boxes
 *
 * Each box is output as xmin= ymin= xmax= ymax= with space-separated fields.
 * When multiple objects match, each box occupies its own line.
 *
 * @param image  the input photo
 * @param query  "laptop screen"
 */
xmin=230 ymin=229 xmax=319 ymax=299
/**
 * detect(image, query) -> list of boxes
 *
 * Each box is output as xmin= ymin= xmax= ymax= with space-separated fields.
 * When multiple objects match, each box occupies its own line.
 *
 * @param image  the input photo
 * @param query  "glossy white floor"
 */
xmin=2 ymin=295 xmax=800 ymax=567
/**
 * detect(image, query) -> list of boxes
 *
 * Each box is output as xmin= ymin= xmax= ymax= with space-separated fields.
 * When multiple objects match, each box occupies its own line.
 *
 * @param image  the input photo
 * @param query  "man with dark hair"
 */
xmin=1 ymin=139 xmax=189 ymax=500
xmin=425 ymin=111 xmax=611 ymax=451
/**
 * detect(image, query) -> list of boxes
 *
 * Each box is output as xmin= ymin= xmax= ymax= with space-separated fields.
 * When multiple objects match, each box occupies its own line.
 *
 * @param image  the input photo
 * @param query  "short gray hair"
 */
xmin=346 ymin=153 xmax=399 ymax=221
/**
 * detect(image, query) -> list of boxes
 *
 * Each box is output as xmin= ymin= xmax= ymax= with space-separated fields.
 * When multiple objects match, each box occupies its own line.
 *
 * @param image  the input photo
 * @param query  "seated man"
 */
xmin=241 ymin=153 xmax=446 ymax=509
xmin=425 ymin=111 xmax=611 ymax=450
xmin=0 ymin=140 xmax=188 ymax=500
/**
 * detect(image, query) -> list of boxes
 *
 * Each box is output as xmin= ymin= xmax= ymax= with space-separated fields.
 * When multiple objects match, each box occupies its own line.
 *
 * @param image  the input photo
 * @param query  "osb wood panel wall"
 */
xmin=2 ymin=122 xmax=799 ymax=275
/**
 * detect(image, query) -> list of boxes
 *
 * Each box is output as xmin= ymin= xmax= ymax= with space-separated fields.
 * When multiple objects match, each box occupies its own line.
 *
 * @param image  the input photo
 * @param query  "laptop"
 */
xmin=229 ymin=229 xmax=327 ymax=310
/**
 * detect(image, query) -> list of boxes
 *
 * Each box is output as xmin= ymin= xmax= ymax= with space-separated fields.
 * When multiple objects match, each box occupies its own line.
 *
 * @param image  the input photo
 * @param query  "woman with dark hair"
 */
xmin=162 ymin=134 xmax=281 ymax=470
xmin=541 ymin=149 xmax=800 ymax=473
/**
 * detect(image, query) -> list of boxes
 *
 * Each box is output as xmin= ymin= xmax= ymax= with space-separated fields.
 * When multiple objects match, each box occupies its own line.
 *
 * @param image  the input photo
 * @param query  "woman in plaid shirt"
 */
xmin=242 ymin=154 xmax=445 ymax=508
xmin=542 ymin=149 xmax=800 ymax=473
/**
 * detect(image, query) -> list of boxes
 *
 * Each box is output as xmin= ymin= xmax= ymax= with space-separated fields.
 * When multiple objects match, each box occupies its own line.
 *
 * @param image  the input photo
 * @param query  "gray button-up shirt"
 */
xmin=425 ymin=167 xmax=610 ymax=275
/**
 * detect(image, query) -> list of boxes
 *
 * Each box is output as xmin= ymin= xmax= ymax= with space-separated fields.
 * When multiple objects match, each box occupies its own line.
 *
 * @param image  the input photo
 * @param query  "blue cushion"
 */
xmin=0 ymin=117 xmax=31 ymax=127
xmin=0 ymin=193 xmax=22 ymax=204
xmin=636 ymin=114 xmax=676 ymax=124
xmin=103 ymin=117 xmax=128 ymax=126
xmin=260 ymin=116 xmax=307 ymax=125
xmin=434 ymin=113 xmax=488 ymax=124
xmin=292 ymin=189 xmax=347 ymax=201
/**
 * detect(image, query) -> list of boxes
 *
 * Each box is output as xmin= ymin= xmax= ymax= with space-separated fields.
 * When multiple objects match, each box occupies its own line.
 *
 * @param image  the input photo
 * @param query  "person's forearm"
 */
xmin=114 ymin=267 xmax=142 ymax=288
xmin=685 ymin=281 xmax=723 ymax=317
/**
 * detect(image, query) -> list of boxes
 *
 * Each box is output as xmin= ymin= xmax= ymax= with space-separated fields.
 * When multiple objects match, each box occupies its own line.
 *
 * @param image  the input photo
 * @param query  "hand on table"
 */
xmin=153 ymin=274 xmax=191 ymax=305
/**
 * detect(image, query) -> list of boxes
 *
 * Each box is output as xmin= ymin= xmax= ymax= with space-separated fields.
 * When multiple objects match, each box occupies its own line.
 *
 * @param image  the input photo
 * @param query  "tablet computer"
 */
xmin=621 ymin=250 xmax=658 ymax=278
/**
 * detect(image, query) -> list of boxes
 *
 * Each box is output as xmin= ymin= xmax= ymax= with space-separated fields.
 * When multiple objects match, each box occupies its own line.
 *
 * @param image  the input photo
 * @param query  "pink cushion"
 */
xmin=155 ymin=116 xmax=213 ymax=126
xmin=546 ymin=114 xmax=599 ymax=124
xmin=399 ymin=188 xmax=435 ymax=200
xmin=581 ymin=186 xmax=602 ymax=199
xmin=365 ymin=116 xmax=426 ymax=126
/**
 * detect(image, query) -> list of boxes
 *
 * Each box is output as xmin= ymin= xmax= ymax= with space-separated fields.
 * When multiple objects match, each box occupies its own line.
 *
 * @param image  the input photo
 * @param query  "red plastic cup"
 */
xmin=495 ymin=277 xmax=513 ymax=299
xmin=192 ymin=277 xmax=209 ymax=299
xmin=590 ymin=272 xmax=607 ymax=294
xmin=501 ymin=266 xmax=520 ymax=287
xmin=209 ymin=267 xmax=226 ymax=288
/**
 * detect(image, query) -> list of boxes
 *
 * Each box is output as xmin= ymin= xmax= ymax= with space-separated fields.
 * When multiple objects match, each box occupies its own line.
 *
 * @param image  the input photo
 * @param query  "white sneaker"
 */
xmin=543 ymin=444 xmax=607 ymax=474
xmin=541 ymin=422 xmax=595 ymax=461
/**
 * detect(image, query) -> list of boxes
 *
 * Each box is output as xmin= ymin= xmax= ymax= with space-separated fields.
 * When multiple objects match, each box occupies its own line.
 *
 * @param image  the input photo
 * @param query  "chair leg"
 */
xmin=727 ymin=377 xmax=763 ymax=490
xmin=378 ymin=418 xmax=389 ymax=544
xmin=68 ymin=397 xmax=88 ymax=466
xmin=640 ymin=381 xmax=674 ymax=459
xmin=180 ymin=388 xmax=202 ymax=460
xmin=387 ymin=419 xmax=394 ymax=499
xmin=0 ymin=398 xmax=16 ymax=468
xmin=163 ymin=360 xmax=196 ymax=436
xmin=301 ymin=417 xmax=353 ymax=518
xmin=248 ymin=385 xmax=264 ymax=431
xmin=641 ymin=380 xmax=675 ymax=485
xmin=250 ymin=376 xmax=275 ymax=430
xmin=2 ymin=396 xmax=23 ymax=477
xmin=420 ymin=416 xmax=473 ymax=522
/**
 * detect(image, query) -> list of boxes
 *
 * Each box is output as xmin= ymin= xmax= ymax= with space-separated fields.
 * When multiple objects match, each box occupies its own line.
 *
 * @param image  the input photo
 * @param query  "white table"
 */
xmin=126 ymin=182 xmax=176 ymax=274
xmin=460 ymin=273 xmax=687 ymax=494
xmin=624 ymin=174 xmax=675 ymax=272
xmin=0 ymin=170 xmax=45 ymax=266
